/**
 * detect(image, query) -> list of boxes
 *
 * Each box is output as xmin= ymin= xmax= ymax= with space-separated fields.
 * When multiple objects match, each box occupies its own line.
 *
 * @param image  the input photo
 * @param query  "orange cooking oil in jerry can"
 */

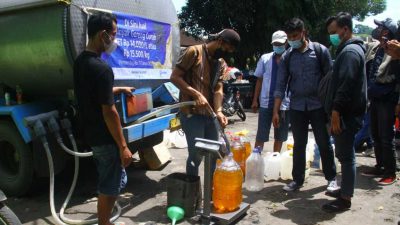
xmin=230 ymin=136 xmax=246 ymax=174
xmin=212 ymin=153 xmax=243 ymax=213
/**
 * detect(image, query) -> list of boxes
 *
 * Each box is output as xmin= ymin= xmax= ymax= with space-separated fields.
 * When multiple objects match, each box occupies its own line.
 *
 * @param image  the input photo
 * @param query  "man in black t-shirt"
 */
xmin=73 ymin=12 xmax=133 ymax=225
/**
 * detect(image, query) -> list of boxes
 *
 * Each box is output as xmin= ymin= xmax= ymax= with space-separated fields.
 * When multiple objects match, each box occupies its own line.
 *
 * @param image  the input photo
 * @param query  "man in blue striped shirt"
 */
xmin=273 ymin=18 xmax=338 ymax=193
xmin=252 ymin=30 xmax=290 ymax=152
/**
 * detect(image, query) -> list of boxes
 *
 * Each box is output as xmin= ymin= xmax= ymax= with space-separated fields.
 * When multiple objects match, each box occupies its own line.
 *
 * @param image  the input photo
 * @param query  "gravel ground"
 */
xmin=5 ymin=112 xmax=400 ymax=225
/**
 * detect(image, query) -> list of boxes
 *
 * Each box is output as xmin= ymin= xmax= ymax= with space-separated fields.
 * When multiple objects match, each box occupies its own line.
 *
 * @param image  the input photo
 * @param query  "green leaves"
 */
xmin=178 ymin=0 xmax=386 ymax=68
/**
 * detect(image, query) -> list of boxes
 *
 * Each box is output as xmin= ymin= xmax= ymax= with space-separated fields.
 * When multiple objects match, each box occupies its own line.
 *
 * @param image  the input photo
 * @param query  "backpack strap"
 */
xmin=313 ymin=42 xmax=326 ymax=76
xmin=285 ymin=42 xmax=327 ymax=96
xmin=285 ymin=50 xmax=293 ymax=96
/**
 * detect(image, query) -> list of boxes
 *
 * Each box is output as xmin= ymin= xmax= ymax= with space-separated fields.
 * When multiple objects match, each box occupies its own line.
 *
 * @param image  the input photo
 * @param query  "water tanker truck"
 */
xmin=0 ymin=0 xmax=181 ymax=196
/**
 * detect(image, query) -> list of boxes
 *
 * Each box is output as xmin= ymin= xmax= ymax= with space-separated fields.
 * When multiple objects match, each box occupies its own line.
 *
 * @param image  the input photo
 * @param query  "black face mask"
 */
xmin=213 ymin=48 xmax=228 ymax=59
xmin=371 ymin=27 xmax=382 ymax=40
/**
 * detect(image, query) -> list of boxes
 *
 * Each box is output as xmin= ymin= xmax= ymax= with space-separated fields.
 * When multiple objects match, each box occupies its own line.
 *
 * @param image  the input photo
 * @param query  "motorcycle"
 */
xmin=0 ymin=190 xmax=21 ymax=225
xmin=222 ymin=82 xmax=246 ymax=121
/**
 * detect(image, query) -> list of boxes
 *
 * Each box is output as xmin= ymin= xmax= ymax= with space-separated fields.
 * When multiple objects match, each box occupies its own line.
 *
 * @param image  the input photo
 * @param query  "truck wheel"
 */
xmin=0 ymin=121 xmax=33 ymax=196
xmin=0 ymin=203 xmax=22 ymax=225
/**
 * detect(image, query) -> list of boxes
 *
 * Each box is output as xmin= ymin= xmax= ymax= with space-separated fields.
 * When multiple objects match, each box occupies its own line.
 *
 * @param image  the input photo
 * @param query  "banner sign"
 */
xmin=103 ymin=11 xmax=172 ymax=80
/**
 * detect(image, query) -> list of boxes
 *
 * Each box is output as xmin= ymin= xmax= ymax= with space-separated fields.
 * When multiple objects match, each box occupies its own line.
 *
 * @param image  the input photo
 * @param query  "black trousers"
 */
xmin=370 ymin=98 xmax=397 ymax=176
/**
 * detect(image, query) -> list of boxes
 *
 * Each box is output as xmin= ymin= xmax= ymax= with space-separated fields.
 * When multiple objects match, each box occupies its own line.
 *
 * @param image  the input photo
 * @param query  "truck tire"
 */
xmin=0 ymin=203 xmax=22 ymax=225
xmin=0 ymin=121 xmax=33 ymax=196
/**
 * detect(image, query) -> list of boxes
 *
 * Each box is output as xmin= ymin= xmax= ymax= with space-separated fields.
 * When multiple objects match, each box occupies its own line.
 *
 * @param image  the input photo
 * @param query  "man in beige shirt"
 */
xmin=170 ymin=29 xmax=240 ymax=176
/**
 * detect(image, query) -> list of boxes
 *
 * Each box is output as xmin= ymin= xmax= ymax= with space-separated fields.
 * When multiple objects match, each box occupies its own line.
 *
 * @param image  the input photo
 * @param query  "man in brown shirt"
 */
xmin=170 ymin=29 xmax=240 ymax=176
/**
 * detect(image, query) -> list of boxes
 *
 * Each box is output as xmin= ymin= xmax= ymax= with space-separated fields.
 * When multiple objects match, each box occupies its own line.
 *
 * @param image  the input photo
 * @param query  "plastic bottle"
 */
xmin=213 ymin=153 xmax=243 ymax=213
xmin=245 ymin=147 xmax=264 ymax=191
xmin=235 ymin=130 xmax=252 ymax=160
xmin=16 ymin=85 xmax=23 ymax=104
xmin=230 ymin=136 xmax=246 ymax=174
xmin=280 ymin=150 xmax=293 ymax=180
xmin=4 ymin=92 xmax=10 ymax=106
xmin=286 ymin=135 xmax=294 ymax=150
xmin=312 ymin=143 xmax=321 ymax=169
xmin=264 ymin=152 xmax=281 ymax=181
xmin=239 ymin=135 xmax=252 ymax=160
xmin=216 ymin=135 xmax=229 ymax=166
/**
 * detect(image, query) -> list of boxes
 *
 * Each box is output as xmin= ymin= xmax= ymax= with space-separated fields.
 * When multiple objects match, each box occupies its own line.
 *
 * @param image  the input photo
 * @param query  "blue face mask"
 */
xmin=288 ymin=39 xmax=303 ymax=49
xmin=329 ymin=34 xmax=341 ymax=47
xmin=273 ymin=45 xmax=286 ymax=55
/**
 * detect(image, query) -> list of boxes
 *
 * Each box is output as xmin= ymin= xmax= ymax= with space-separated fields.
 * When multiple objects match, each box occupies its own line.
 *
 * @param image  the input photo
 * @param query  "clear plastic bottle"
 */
xmin=4 ymin=92 xmax=10 ymax=106
xmin=216 ymin=135 xmax=229 ymax=166
xmin=213 ymin=153 xmax=243 ymax=213
xmin=286 ymin=135 xmax=294 ymax=150
xmin=230 ymin=136 xmax=246 ymax=174
xmin=245 ymin=147 xmax=264 ymax=191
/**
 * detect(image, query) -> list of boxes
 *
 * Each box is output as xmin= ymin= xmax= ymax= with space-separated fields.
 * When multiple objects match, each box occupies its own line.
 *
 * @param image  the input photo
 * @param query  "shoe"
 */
xmin=378 ymin=176 xmax=397 ymax=185
xmin=361 ymin=167 xmax=384 ymax=177
xmin=362 ymin=148 xmax=375 ymax=157
xmin=322 ymin=197 xmax=351 ymax=213
xmin=283 ymin=181 xmax=302 ymax=192
xmin=325 ymin=189 xmax=341 ymax=198
xmin=327 ymin=179 xmax=340 ymax=192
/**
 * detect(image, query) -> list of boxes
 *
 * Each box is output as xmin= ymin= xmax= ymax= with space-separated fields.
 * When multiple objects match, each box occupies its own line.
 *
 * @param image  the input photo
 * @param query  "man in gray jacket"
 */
xmin=361 ymin=18 xmax=399 ymax=185
xmin=324 ymin=12 xmax=367 ymax=213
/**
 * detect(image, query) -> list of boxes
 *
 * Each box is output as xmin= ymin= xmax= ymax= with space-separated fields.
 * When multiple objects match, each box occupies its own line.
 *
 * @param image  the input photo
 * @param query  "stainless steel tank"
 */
xmin=0 ymin=0 xmax=180 ymax=97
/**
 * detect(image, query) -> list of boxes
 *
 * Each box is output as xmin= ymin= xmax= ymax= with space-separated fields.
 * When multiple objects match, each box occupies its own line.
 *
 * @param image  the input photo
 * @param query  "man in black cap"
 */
xmin=361 ymin=18 xmax=400 ymax=185
xmin=170 ymin=29 xmax=240 ymax=176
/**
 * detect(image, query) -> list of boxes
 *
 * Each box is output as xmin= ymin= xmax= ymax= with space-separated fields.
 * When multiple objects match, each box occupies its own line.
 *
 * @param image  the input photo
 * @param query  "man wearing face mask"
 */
xmin=324 ymin=12 xmax=367 ymax=213
xmin=273 ymin=18 xmax=338 ymax=193
xmin=361 ymin=18 xmax=399 ymax=185
xmin=170 ymin=29 xmax=240 ymax=176
xmin=74 ymin=12 xmax=133 ymax=225
xmin=252 ymin=30 xmax=290 ymax=152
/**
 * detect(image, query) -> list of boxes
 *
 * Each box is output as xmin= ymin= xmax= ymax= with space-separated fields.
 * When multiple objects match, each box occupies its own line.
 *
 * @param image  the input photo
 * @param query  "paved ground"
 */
xmin=5 ymin=112 xmax=400 ymax=225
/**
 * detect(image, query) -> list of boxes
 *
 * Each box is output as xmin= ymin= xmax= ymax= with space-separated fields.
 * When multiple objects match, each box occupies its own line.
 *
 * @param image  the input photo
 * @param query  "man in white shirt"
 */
xmin=252 ymin=30 xmax=290 ymax=151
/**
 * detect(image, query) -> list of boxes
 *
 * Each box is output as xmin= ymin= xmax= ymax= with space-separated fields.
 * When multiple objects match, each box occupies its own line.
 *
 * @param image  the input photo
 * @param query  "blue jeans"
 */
xmin=180 ymin=113 xmax=219 ymax=176
xmin=354 ymin=110 xmax=373 ymax=149
xmin=333 ymin=116 xmax=361 ymax=198
xmin=290 ymin=108 xmax=336 ymax=185
xmin=370 ymin=99 xmax=397 ymax=176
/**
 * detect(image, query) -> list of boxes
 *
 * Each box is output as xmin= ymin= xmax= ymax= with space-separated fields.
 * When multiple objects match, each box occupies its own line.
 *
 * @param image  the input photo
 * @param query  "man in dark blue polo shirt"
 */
xmin=273 ymin=18 xmax=338 ymax=193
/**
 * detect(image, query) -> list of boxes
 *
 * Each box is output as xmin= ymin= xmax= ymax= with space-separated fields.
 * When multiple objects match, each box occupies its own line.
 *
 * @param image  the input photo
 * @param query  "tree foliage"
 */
xmin=178 ymin=0 xmax=386 ymax=68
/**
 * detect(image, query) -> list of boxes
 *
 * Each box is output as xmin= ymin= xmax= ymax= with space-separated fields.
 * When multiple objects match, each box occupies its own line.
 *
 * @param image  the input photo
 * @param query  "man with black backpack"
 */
xmin=273 ymin=18 xmax=338 ymax=193
xmin=323 ymin=12 xmax=367 ymax=213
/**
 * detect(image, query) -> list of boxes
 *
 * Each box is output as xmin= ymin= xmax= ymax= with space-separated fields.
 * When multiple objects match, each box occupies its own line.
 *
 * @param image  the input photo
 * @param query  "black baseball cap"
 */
xmin=209 ymin=29 xmax=241 ymax=48
xmin=374 ymin=18 xmax=398 ymax=36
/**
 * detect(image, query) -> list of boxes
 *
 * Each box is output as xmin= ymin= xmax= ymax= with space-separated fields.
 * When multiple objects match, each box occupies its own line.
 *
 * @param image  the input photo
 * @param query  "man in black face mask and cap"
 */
xmin=361 ymin=18 xmax=400 ymax=185
xmin=170 ymin=29 xmax=240 ymax=176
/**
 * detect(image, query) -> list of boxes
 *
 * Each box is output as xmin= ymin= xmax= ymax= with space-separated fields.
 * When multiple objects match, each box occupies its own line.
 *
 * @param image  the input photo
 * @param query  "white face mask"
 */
xmin=103 ymin=32 xmax=118 ymax=54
